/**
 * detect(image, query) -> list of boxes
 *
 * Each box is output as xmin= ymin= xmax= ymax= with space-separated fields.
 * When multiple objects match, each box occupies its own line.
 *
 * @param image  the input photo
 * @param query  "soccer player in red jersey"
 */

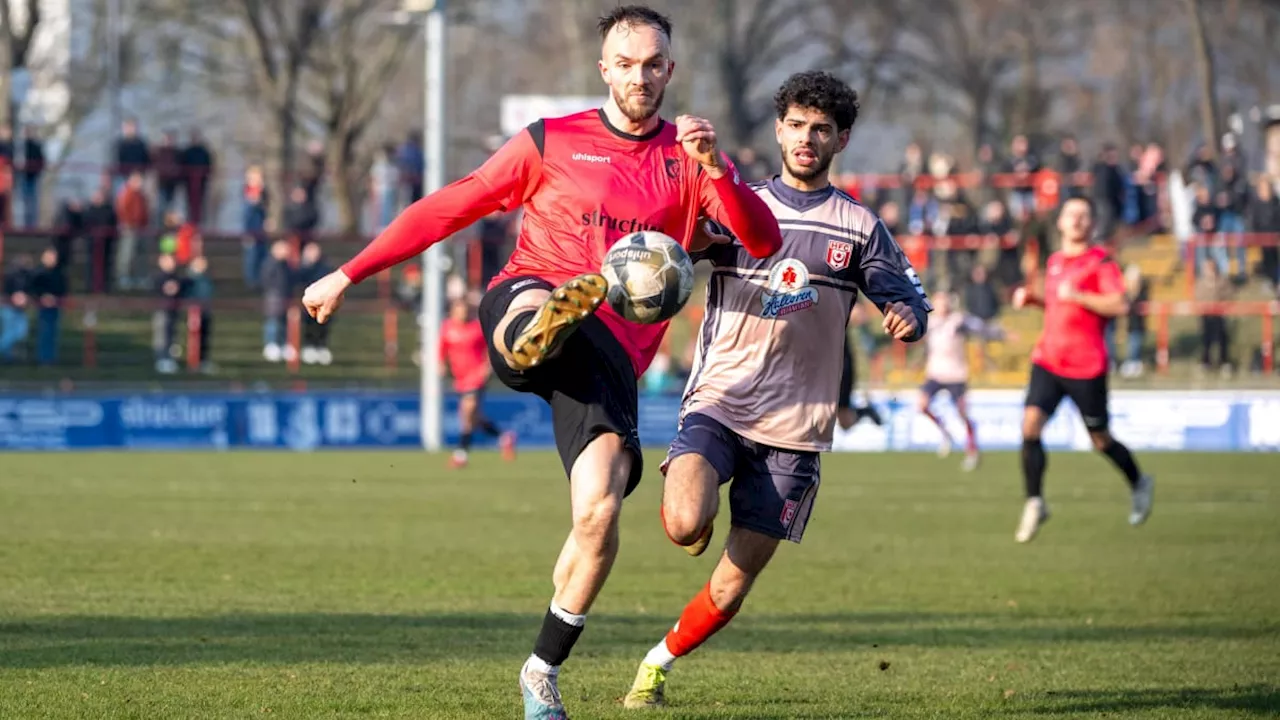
xmin=439 ymin=297 xmax=516 ymax=468
xmin=300 ymin=6 xmax=782 ymax=718
xmin=1010 ymin=196 xmax=1153 ymax=543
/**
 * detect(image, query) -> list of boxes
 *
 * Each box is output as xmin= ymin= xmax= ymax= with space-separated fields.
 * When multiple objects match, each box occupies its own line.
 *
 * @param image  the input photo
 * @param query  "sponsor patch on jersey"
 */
xmin=761 ymin=258 xmax=818 ymax=318
xmin=825 ymin=240 xmax=853 ymax=271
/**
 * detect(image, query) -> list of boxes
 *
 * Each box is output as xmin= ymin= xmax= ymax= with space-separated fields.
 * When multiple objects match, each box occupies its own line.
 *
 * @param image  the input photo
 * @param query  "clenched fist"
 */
xmin=302 ymin=269 xmax=353 ymax=325
xmin=882 ymin=301 xmax=920 ymax=341
xmin=675 ymin=115 xmax=726 ymax=178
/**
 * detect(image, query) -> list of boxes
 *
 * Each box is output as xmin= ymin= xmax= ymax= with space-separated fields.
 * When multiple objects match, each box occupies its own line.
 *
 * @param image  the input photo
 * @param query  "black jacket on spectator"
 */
xmin=181 ymin=143 xmax=213 ymax=174
xmin=154 ymin=145 xmax=183 ymax=186
xmin=22 ymin=138 xmax=44 ymax=179
xmin=155 ymin=269 xmax=183 ymax=312
xmin=53 ymin=201 xmax=86 ymax=269
xmin=31 ymin=264 xmax=67 ymax=300
xmin=298 ymin=259 xmax=331 ymax=288
xmin=284 ymin=201 xmax=320 ymax=233
xmin=1247 ymin=193 xmax=1280 ymax=233
xmin=965 ymin=281 xmax=1000 ymax=322
xmin=83 ymin=200 xmax=118 ymax=238
xmin=1091 ymin=161 xmax=1125 ymax=213
xmin=3 ymin=265 xmax=32 ymax=300
xmin=115 ymin=137 xmax=150 ymax=173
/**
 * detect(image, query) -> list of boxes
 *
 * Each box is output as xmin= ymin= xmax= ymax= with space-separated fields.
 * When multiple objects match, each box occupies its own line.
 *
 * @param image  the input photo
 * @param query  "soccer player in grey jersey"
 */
xmin=623 ymin=71 xmax=932 ymax=709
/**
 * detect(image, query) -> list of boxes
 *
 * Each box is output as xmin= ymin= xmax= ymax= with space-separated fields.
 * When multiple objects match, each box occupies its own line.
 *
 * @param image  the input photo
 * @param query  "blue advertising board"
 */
xmin=0 ymin=390 xmax=1278 ymax=452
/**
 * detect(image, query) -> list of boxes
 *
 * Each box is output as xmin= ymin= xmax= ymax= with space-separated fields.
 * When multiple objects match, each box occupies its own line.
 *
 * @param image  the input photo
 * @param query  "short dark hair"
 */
xmin=1061 ymin=194 xmax=1096 ymax=219
xmin=597 ymin=5 xmax=672 ymax=41
xmin=774 ymin=71 xmax=860 ymax=132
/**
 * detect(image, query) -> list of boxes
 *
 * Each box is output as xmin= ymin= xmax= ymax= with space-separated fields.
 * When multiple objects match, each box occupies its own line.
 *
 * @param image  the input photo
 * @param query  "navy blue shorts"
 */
xmin=663 ymin=412 xmax=820 ymax=543
xmin=921 ymin=379 xmax=967 ymax=401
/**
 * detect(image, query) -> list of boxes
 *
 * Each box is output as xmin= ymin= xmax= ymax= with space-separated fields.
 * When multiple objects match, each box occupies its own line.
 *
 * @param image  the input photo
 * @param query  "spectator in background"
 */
xmin=52 ymin=196 xmax=85 ymax=273
xmin=1248 ymin=175 xmax=1280 ymax=291
xmin=297 ymin=242 xmax=333 ymax=366
xmin=30 ymin=247 xmax=65 ymax=365
xmin=181 ymin=129 xmax=213 ymax=225
xmin=964 ymin=263 xmax=999 ymax=322
xmin=1005 ymin=134 xmax=1039 ymax=219
xmin=152 ymin=253 xmax=182 ymax=374
xmin=1184 ymin=143 xmax=1217 ymax=192
xmin=1196 ymin=259 xmax=1233 ymax=377
xmin=1192 ymin=183 xmax=1225 ymax=276
xmin=184 ymin=255 xmax=215 ymax=373
xmin=299 ymin=139 xmax=325 ymax=205
xmin=1091 ymin=143 xmax=1125 ymax=242
xmin=476 ymin=210 xmax=512 ymax=288
xmin=0 ymin=124 xmax=13 ymax=227
xmin=260 ymin=239 xmax=294 ymax=363
xmin=152 ymin=130 xmax=183 ymax=218
xmin=898 ymin=142 xmax=924 ymax=207
xmin=115 ymin=172 xmax=149 ymax=290
xmin=972 ymin=142 xmax=999 ymax=207
xmin=1133 ymin=143 xmax=1165 ymax=228
xmin=0 ymin=254 xmax=33 ymax=361
xmin=114 ymin=118 xmax=150 ymax=190
xmin=370 ymin=143 xmax=400 ymax=231
xmin=83 ymin=186 xmax=118 ymax=293
xmin=19 ymin=125 xmax=44 ymax=227
xmin=1220 ymin=132 xmax=1246 ymax=180
xmin=979 ymin=199 xmax=1014 ymax=278
xmin=241 ymin=165 xmax=269 ymax=289
xmin=1216 ymin=162 xmax=1249 ymax=281
xmin=158 ymin=210 xmax=199 ymax=265
xmin=283 ymin=184 xmax=319 ymax=247
xmin=1118 ymin=264 xmax=1149 ymax=378
xmin=397 ymin=130 xmax=425 ymax=202
xmin=1057 ymin=135 xmax=1084 ymax=199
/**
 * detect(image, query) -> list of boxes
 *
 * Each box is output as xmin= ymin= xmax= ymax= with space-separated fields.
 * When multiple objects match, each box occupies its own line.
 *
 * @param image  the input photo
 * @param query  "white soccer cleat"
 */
xmin=937 ymin=435 xmax=953 ymax=459
xmin=961 ymin=451 xmax=980 ymax=472
xmin=1129 ymin=474 xmax=1154 ymax=526
xmin=1015 ymin=497 xmax=1049 ymax=543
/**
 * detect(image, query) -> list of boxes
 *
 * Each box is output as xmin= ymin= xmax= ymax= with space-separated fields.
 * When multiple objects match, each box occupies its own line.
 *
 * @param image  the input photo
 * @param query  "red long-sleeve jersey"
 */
xmin=341 ymin=109 xmax=782 ymax=376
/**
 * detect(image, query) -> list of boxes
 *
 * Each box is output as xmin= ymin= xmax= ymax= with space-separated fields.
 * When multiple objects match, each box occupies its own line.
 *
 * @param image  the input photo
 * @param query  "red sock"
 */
xmin=664 ymin=583 xmax=737 ymax=657
xmin=964 ymin=418 xmax=978 ymax=452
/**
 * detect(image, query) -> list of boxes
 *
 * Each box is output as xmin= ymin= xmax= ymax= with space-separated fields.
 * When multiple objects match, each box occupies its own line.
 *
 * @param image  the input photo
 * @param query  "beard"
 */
xmin=780 ymin=145 xmax=834 ymax=182
xmin=612 ymin=85 xmax=665 ymax=124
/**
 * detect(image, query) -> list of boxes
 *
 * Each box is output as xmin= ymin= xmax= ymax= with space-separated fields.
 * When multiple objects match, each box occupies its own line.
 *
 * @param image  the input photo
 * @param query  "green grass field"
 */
xmin=1 ymin=451 xmax=1278 ymax=719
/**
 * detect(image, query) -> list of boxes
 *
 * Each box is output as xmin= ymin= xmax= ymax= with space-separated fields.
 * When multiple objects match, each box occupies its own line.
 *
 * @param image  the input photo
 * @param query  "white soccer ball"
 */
xmin=600 ymin=231 xmax=695 ymax=325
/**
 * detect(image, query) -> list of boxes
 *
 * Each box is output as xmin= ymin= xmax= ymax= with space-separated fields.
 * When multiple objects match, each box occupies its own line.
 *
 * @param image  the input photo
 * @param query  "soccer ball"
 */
xmin=600 ymin=231 xmax=695 ymax=325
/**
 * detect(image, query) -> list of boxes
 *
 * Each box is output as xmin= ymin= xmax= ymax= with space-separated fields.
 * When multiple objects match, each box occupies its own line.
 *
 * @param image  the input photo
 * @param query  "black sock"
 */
xmin=532 ymin=606 xmax=585 ymax=667
xmin=1101 ymin=440 xmax=1141 ymax=488
xmin=503 ymin=310 xmax=537 ymax=355
xmin=459 ymin=432 xmax=473 ymax=451
xmin=480 ymin=420 xmax=501 ymax=437
xmin=1022 ymin=438 xmax=1046 ymax=498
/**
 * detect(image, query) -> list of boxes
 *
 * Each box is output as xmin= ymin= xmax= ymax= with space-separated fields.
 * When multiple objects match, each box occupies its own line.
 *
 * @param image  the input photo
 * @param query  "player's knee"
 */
xmin=1021 ymin=414 xmax=1044 ymax=441
xmin=1089 ymin=431 xmax=1113 ymax=452
xmin=572 ymin=494 xmax=622 ymax=552
xmin=661 ymin=501 xmax=706 ymax=546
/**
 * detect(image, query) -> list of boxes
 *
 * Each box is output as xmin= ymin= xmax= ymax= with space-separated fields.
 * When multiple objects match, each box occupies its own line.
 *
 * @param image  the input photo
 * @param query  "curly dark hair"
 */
xmin=774 ymin=71 xmax=860 ymax=132
xmin=597 ymin=5 xmax=672 ymax=41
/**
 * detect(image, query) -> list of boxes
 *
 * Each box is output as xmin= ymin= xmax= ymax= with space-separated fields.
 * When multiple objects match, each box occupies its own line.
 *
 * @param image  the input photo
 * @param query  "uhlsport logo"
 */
xmin=572 ymin=152 xmax=611 ymax=164
xmin=761 ymin=258 xmax=818 ymax=318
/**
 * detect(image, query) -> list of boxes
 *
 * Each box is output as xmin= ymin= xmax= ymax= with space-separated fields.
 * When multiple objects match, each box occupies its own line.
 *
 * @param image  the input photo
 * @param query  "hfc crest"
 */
xmin=826 ymin=240 xmax=853 ymax=272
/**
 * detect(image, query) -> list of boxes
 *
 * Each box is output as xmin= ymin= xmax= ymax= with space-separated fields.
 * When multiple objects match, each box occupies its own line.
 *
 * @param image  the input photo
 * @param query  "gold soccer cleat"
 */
xmin=508 ymin=274 xmax=608 ymax=371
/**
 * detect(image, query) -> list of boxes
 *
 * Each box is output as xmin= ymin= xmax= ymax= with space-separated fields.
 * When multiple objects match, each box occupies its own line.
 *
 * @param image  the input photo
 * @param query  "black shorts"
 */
xmin=478 ymin=275 xmax=643 ymax=496
xmin=837 ymin=337 xmax=855 ymax=410
xmin=1025 ymin=363 xmax=1109 ymax=431
xmin=921 ymin=379 xmax=967 ymax=401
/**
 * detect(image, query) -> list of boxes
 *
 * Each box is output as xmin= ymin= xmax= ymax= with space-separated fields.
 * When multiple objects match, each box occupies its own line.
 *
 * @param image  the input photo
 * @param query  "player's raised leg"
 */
xmin=492 ymin=275 xmax=608 ymax=372
xmin=521 ymin=433 xmax=633 ymax=719
xmin=624 ymin=526 xmax=779 ymax=709
xmin=660 ymin=414 xmax=735 ymax=557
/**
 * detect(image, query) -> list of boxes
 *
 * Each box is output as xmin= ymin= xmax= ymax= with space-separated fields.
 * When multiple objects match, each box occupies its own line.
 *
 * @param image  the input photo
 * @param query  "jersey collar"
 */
xmin=766 ymin=176 xmax=834 ymax=213
xmin=597 ymin=108 xmax=666 ymax=143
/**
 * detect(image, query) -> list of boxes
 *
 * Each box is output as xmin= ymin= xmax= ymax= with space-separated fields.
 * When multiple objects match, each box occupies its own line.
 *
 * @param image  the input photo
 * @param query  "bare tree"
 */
xmin=0 ymin=0 xmax=41 ymax=128
xmin=302 ymin=0 xmax=416 ymax=234
xmin=1185 ymin=0 xmax=1221 ymax=158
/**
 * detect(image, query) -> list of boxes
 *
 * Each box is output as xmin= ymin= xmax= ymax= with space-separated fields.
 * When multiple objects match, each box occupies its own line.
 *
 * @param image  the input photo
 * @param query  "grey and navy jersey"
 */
xmin=682 ymin=177 xmax=931 ymax=452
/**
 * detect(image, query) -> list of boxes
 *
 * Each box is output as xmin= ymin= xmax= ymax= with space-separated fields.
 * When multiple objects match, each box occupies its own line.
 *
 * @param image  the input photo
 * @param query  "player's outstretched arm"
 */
xmin=679 ymin=115 xmax=782 ymax=259
xmin=303 ymin=129 xmax=544 ymax=324
xmin=858 ymin=221 xmax=931 ymax=342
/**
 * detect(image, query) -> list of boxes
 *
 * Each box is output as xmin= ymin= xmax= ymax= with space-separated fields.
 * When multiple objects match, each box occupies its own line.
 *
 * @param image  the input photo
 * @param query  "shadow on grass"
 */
xmin=1017 ymin=685 xmax=1280 ymax=716
xmin=1 ymin=611 xmax=1275 ymax=670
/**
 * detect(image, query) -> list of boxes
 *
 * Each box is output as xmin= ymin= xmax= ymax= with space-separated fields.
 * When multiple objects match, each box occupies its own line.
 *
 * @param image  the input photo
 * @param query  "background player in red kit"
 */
xmin=301 ymin=6 xmax=781 ymax=719
xmin=439 ymin=297 xmax=516 ymax=468
xmin=1011 ymin=196 xmax=1154 ymax=544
